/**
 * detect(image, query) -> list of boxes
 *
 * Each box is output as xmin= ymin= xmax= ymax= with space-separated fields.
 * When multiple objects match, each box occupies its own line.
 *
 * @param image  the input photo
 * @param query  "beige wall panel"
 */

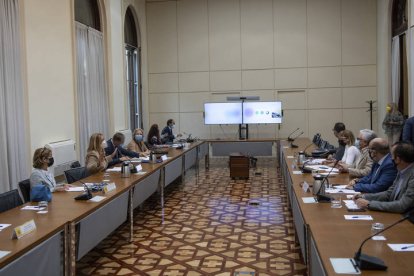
xmin=146 ymin=1 xmax=178 ymax=73
xmin=308 ymin=67 xmax=341 ymax=88
xmin=179 ymin=72 xmax=210 ymax=92
xmin=342 ymin=65 xmax=377 ymax=87
xmin=274 ymin=0 xmax=307 ymax=68
xmin=307 ymin=0 xmax=341 ymax=66
xmin=248 ymin=124 xmax=278 ymax=139
xmin=149 ymin=112 xmax=180 ymax=133
xmin=242 ymin=70 xmax=274 ymax=90
xmin=210 ymin=125 xmax=240 ymax=140
xmin=179 ymin=112 xmax=210 ymax=138
xmin=179 ymin=92 xmax=210 ymax=112
xmin=277 ymin=90 xmax=307 ymax=109
xmin=308 ymin=88 xmax=342 ymax=109
xmin=208 ymin=0 xmax=242 ymax=70
xmin=210 ymin=71 xmax=242 ymax=91
xmin=242 ymin=90 xmax=275 ymax=101
xmin=275 ymin=68 xmax=307 ymax=89
xmin=241 ymin=0 xmax=274 ymax=69
xmin=24 ymin=0 xmax=75 ymax=150
xmin=342 ymin=0 xmax=376 ymax=65
xmin=148 ymin=73 xmax=179 ymax=93
xmin=343 ymin=108 xmax=378 ymax=134
xmin=177 ymin=0 xmax=209 ymax=72
xmin=309 ymin=109 xmax=342 ymax=144
xmin=149 ymin=93 xmax=179 ymax=113
xmin=279 ymin=110 xmax=308 ymax=139
xmin=342 ymin=87 xmax=377 ymax=108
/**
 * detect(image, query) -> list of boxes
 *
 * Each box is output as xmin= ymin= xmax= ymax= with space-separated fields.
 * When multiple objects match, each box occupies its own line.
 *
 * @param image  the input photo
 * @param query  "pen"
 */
xmin=401 ymin=245 xmax=414 ymax=250
xmin=352 ymin=216 xmax=360 ymax=218
xmin=349 ymin=258 xmax=360 ymax=273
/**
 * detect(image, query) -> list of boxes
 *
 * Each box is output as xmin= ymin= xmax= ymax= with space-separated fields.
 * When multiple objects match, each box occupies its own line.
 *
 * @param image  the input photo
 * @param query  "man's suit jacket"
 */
xmin=402 ymin=116 xmax=414 ymax=144
xmin=104 ymin=139 xmax=139 ymax=167
xmin=161 ymin=126 xmax=174 ymax=144
xmin=364 ymin=167 xmax=414 ymax=213
xmin=348 ymin=147 xmax=373 ymax=178
xmin=353 ymin=154 xmax=397 ymax=193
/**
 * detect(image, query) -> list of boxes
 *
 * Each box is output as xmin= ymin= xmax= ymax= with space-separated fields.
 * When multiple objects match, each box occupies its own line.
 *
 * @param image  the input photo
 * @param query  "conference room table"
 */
xmin=0 ymin=141 xmax=208 ymax=276
xmin=280 ymin=138 xmax=414 ymax=275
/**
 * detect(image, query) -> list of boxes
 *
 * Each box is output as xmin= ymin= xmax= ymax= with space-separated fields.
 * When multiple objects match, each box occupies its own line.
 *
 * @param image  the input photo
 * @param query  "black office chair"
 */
xmin=64 ymin=167 xmax=89 ymax=184
xmin=0 ymin=189 xmax=24 ymax=213
xmin=18 ymin=179 xmax=31 ymax=203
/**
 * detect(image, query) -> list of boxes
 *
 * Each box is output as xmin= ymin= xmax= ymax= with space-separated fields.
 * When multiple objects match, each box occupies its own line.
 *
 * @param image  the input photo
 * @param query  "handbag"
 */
xmin=30 ymin=183 xmax=52 ymax=202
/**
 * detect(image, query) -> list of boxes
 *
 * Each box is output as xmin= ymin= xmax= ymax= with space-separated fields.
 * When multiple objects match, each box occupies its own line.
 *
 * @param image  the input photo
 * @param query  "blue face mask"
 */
xmin=135 ymin=134 xmax=143 ymax=142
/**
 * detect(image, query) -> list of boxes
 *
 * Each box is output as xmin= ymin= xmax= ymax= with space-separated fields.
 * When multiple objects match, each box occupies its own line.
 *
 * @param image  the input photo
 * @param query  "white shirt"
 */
xmin=341 ymin=145 xmax=361 ymax=166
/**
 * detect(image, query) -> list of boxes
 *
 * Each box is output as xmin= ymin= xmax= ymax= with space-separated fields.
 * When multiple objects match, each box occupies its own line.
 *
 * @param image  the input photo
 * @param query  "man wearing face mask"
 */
xmin=105 ymin=132 xmax=140 ymax=167
xmin=346 ymin=138 xmax=397 ymax=193
xmin=161 ymin=119 xmax=182 ymax=144
xmin=354 ymin=141 xmax=414 ymax=213
xmin=338 ymin=129 xmax=377 ymax=178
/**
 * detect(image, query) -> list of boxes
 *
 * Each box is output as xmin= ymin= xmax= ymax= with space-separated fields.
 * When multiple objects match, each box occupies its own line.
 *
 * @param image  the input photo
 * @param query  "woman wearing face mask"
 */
xmin=30 ymin=147 xmax=67 ymax=192
xmin=85 ymin=133 xmax=117 ymax=174
xmin=127 ymin=128 xmax=150 ymax=157
xmin=382 ymin=103 xmax=404 ymax=145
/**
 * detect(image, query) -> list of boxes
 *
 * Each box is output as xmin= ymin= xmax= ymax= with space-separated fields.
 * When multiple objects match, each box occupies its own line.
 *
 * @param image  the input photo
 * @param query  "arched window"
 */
xmin=391 ymin=0 xmax=408 ymax=116
xmin=75 ymin=0 xmax=109 ymax=163
xmin=124 ymin=7 xmax=143 ymax=130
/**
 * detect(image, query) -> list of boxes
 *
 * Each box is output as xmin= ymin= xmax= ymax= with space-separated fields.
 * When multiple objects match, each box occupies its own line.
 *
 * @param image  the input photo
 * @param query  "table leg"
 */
xmin=129 ymin=188 xmax=134 ymax=242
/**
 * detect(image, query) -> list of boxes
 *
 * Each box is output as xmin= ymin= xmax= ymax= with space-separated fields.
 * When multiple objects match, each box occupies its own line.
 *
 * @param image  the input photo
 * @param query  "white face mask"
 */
xmin=102 ymin=140 xmax=108 ymax=149
xmin=171 ymin=124 xmax=175 ymax=129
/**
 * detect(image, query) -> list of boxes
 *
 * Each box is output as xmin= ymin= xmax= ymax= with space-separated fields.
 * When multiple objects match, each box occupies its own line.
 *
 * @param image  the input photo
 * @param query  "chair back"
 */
xmin=18 ymin=179 xmax=31 ymax=203
xmin=64 ymin=167 xmax=89 ymax=184
xmin=0 ymin=189 xmax=23 ymax=213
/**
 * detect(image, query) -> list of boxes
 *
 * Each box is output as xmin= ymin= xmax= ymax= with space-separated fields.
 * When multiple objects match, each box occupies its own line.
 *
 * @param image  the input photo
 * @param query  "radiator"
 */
xmin=45 ymin=139 xmax=77 ymax=176
xmin=117 ymin=129 xmax=132 ymax=148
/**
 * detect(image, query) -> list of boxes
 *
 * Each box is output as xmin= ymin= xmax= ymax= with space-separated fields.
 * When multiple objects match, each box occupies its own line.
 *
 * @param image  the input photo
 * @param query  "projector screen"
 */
xmin=204 ymin=102 xmax=243 ymax=124
xmin=242 ymin=101 xmax=282 ymax=124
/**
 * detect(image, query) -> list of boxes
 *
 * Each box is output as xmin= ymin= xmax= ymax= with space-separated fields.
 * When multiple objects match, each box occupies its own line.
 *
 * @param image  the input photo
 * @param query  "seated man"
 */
xmin=346 ymin=138 xmax=397 ymax=193
xmin=333 ymin=122 xmax=346 ymax=160
xmin=354 ymin=141 xmax=414 ymax=213
xmin=338 ymin=129 xmax=377 ymax=178
xmin=105 ymin=132 xmax=140 ymax=167
xmin=161 ymin=119 xmax=181 ymax=144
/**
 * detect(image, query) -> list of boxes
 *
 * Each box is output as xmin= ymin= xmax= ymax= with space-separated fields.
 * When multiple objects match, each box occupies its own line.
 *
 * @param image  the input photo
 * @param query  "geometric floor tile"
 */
xmin=77 ymin=158 xmax=307 ymax=275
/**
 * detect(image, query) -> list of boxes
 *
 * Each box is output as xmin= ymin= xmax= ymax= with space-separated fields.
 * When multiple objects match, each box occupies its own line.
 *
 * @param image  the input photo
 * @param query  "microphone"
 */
xmin=354 ymin=209 xmax=414 ymax=270
xmin=74 ymin=181 xmax=93 ymax=200
xmin=287 ymin=128 xmax=300 ymax=141
xmin=316 ymin=159 xmax=339 ymax=203
xmin=302 ymin=142 xmax=315 ymax=157
xmin=290 ymin=131 xmax=304 ymax=148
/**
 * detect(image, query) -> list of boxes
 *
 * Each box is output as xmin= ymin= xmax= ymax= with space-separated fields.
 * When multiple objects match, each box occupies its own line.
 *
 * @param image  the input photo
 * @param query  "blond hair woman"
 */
xmin=127 ymin=128 xmax=150 ymax=157
xmin=85 ymin=133 xmax=117 ymax=174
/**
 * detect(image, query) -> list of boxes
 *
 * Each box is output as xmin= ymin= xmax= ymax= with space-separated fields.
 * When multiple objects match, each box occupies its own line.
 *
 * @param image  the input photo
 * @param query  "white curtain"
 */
xmin=411 ymin=28 xmax=414 ymax=114
xmin=76 ymin=22 xmax=109 ymax=164
xmin=0 ymin=0 xmax=29 ymax=193
xmin=391 ymin=36 xmax=400 ymax=105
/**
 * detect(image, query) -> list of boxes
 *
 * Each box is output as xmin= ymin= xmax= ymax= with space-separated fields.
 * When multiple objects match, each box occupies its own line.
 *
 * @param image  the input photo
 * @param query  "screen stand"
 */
xmin=239 ymin=124 xmax=249 ymax=140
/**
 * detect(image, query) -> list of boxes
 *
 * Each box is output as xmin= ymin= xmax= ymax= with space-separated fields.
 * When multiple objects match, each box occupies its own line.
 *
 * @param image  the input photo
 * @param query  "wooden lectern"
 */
xmin=229 ymin=152 xmax=249 ymax=179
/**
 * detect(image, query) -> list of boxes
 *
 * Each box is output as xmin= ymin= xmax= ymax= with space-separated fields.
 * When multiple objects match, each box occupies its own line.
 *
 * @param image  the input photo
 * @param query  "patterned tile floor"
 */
xmin=77 ymin=158 xmax=307 ymax=276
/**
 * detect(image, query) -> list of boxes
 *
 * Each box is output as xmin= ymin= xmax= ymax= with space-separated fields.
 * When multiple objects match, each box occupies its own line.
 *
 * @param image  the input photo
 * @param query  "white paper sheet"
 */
xmin=67 ymin=187 xmax=85 ymax=192
xmin=388 ymin=244 xmax=414 ymax=251
xmin=0 ymin=251 xmax=11 ymax=259
xmin=21 ymin=206 xmax=45 ymax=211
xmin=89 ymin=196 xmax=106 ymax=202
xmin=344 ymin=215 xmax=373 ymax=220
xmin=305 ymin=165 xmax=339 ymax=172
xmin=292 ymin=171 xmax=303 ymax=175
xmin=330 ymin=258 xmax=361 ymax=274
xmin=302 ymin=197 xmax=317 ymax=203
xmin=372 ymin=235 xmax=386 ymax=240
xmin=326 ymin=188 xmax=360 ymax=194
xmin=136 ymin=171 xmax=146 ymax=175
xmin=287 ymin=156 xmax=294 ymax=159
xmin=106 ymin=167 xmax=122 ymax=172
xmin=0 ymin=224 xmax=11 ymax=231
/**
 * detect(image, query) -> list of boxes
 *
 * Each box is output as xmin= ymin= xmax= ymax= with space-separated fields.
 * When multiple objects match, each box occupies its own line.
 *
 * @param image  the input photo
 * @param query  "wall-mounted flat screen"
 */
xmin=242 ymin=101 xmax=282 ymax=124
xmin=204 ymin=102 xmax=243 ymax=124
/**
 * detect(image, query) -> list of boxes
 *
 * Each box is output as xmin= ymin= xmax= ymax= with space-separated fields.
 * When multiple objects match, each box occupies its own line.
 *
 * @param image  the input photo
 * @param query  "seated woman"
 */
xmin=338 ymin=129 xmax=360 ymax=166
xmin=30 ymin=147 xmax=67 ymax=192
xmin=85 ymin=133 xmax=116 ymax=174
xmin=147 ymin=124 xmax=162 ymax=147
xmin=127 ymin=128 xmax=151 ymax=157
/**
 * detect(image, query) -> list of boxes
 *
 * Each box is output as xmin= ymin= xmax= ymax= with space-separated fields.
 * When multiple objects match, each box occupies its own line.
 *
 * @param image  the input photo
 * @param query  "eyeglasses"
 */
xmin=368 ymin=148 xmax=376 ymax=153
